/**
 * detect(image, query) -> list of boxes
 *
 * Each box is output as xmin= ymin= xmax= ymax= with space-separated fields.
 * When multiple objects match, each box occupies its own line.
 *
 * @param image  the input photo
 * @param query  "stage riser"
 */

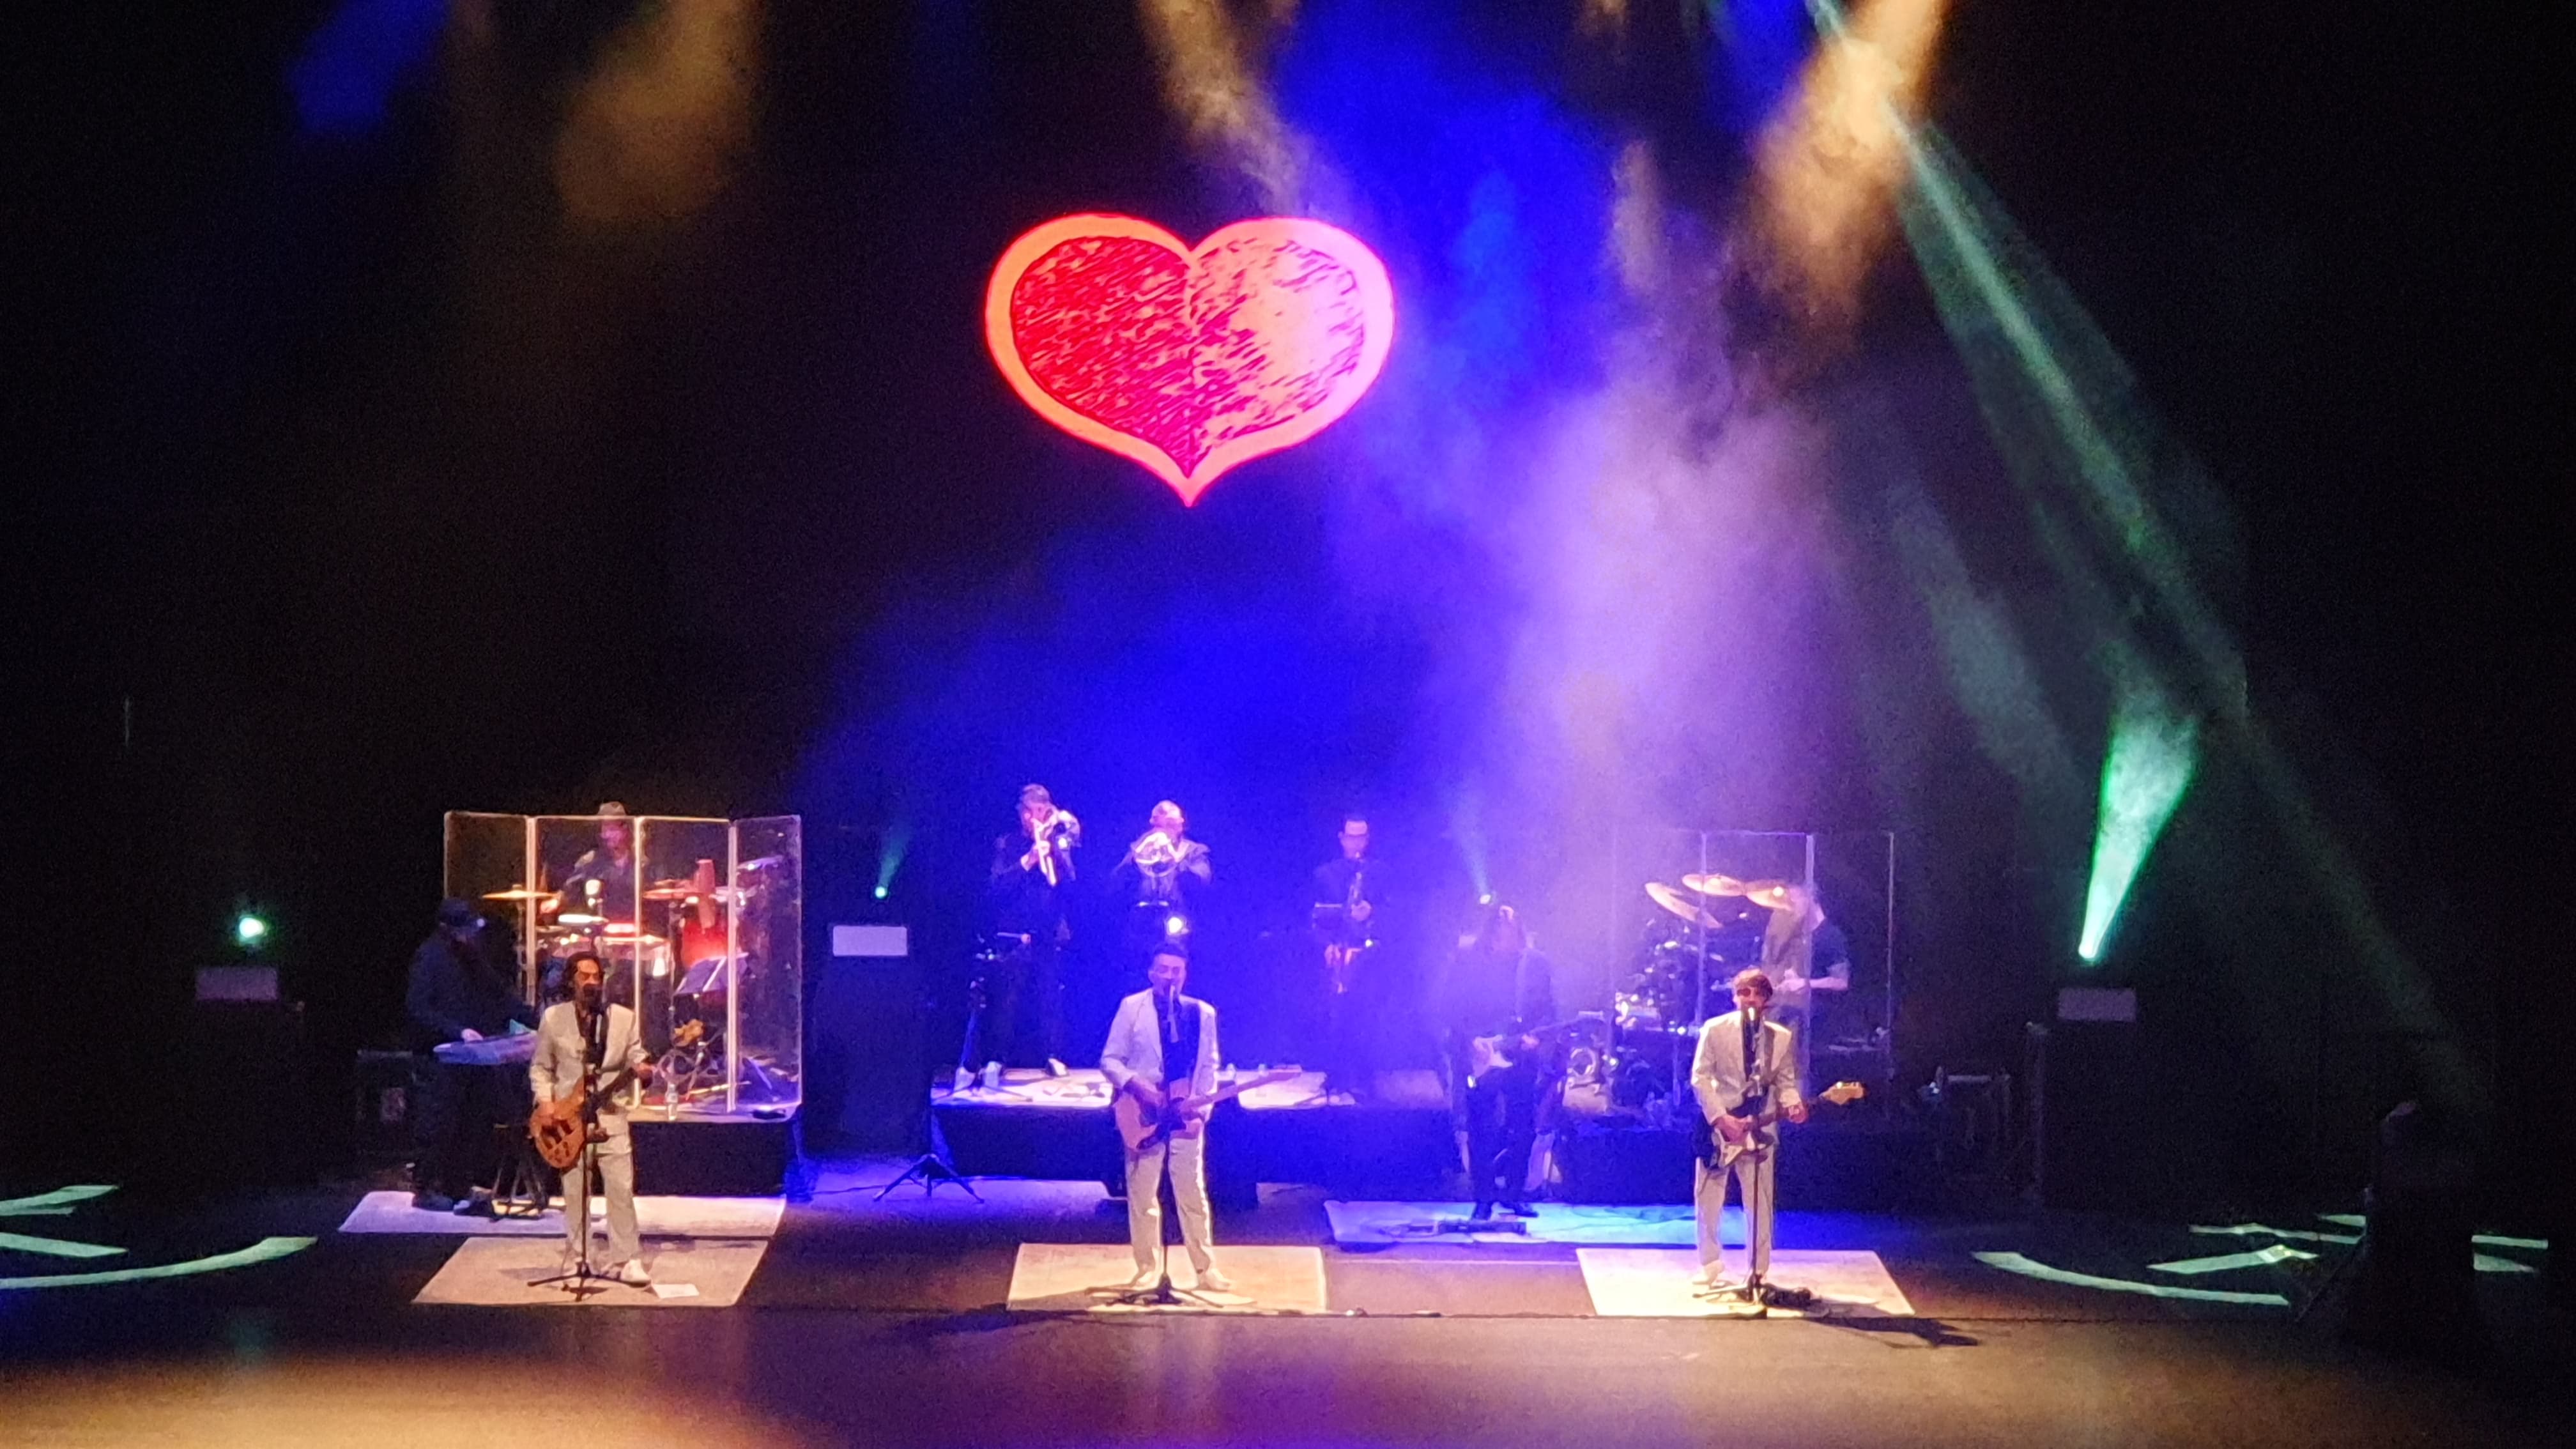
xmin=931 ymin=1099 xmax=1450 ymax=1200
xmin=631 ymin=1112 xmax=800 ymax=1197
xmin=1558 ymin=1124 xmax=1935 ymax=1210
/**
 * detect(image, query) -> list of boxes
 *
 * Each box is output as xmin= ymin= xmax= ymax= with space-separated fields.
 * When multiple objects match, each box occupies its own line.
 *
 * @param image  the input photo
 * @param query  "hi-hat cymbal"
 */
xmin=1680 ymin=872 xmax=1745 ymax=897
xmin=481 ymin=887 xmax=554 ymax=901
xmin=641 ymin=882 xmax=698 ymax=901
xmin=1644 ymin=881 xmax=1720 ymax=929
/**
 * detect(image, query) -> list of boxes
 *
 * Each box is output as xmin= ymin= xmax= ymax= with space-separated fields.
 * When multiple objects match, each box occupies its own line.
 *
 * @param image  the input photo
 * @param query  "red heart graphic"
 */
xmin=985 ymin=215 xmax=1396 ymax=505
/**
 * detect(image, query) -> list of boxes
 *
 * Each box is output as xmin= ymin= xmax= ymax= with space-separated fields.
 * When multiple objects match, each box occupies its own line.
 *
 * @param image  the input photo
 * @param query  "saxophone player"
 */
xmin=1310 ymin=815 xmax=1378 ymax=1100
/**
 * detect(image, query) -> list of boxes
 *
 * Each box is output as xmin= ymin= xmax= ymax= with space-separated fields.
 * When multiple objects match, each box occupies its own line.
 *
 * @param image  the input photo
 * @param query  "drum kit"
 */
xmin=1596 ymin=871 xmax=1790 ymax=1110
xmin=482 ymin=867 xmax=764 ymax=1111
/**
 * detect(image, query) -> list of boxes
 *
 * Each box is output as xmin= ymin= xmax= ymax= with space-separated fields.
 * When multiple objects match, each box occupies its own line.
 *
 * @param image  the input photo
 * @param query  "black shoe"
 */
xmin=1500 ymin=1200 xmax=1538 ymax=1218
xmin=411 ymin=1191 xmax=456 ymax=1213
xmin=1468 ymin=1202 xmax=1494 ymax=1222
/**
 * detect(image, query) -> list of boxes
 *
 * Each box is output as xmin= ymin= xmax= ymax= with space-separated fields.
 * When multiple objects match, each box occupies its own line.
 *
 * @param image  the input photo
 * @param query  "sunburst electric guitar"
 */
xmin=1113 ymin=1068 xmax=1300 ymax=1153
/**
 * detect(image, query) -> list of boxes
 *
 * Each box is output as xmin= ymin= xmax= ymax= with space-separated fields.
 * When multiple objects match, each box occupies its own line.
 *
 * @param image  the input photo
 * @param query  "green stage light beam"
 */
xmin=2077 ymin=684 xmax=2198 ymax=962
xmin=1802 ymin=0 xmax=2480 ymax=1112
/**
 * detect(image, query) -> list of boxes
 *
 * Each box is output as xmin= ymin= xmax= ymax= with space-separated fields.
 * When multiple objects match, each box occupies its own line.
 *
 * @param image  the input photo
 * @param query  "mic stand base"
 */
xmin=878 ymin=1153 xmax=981 ymax=1201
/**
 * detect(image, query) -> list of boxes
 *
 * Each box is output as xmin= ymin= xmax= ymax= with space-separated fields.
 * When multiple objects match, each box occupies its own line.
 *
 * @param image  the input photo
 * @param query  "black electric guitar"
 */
xmin=1690 ymin=1080 xmax=1867 ymax=1170
xmin=1465 ymin=1012 xmax=1605 ymax=1078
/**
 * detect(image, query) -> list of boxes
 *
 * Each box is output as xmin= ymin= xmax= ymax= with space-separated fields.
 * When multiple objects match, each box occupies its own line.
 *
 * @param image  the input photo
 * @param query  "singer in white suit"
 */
xmin=1099 ymin=943 xmax=1232 ymax=1292
xmin=530 ymin=953 xmax=655 ymax=1285
xmin=1689 ymin=967 xmax=1807 ymax=1295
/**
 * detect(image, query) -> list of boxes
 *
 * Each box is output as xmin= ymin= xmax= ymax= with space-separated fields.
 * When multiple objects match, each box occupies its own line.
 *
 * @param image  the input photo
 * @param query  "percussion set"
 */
xmin=1595 ymin=871 xmax=1790 ymax=1110
xmin=482 ymin=864 xmax=774 ymax=1110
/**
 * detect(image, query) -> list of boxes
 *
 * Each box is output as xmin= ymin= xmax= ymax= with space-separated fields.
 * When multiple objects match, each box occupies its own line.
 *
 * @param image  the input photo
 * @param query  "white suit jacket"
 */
xmin=530 ymin=1000 xmax=651 ymax=1140
xmin=1100 ymin=990 xmax=1220 ymax=1100
xmin=1690 ymin=1009 xmax=1804 ymax=1126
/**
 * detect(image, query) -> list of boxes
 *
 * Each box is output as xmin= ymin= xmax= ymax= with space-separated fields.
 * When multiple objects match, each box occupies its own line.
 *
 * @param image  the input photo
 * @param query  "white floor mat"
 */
xmin=1005 ymin=1243 xmax=1326 ymax=1314
xmin=1577 ymin=1247 xmax=1914 ymax=1318
xmin=412 ymin=1236 xmax=769 ymax=1307
xmin=340 ymin=1191 xmax=782 ymax=1239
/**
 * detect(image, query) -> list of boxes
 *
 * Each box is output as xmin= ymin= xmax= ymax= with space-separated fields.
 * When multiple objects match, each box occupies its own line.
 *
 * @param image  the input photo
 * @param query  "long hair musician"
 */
xmin=529 ymin=951 xmax=656 ymax=1287
xmin=1439 ymin=900 xmax=1557 ymax=1220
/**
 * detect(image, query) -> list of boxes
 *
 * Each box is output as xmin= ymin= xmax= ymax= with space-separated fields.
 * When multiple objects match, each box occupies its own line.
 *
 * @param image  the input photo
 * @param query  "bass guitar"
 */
xmin=1113 ymin=1068 xmax=1300 ymax=1153
xmin=1692 ymin=1080 xmax=1867 ymax=1170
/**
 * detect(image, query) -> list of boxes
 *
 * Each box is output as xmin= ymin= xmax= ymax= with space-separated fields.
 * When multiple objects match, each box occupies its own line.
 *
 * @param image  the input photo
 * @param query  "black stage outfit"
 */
xmin=404 ymin=930 xmax=537 ymax=1202
xmin=558 ymin=847 xmax=639 ymax=924
xmin=1440 ymin=944 xmax=1556 ymax=1213
xmin=1112 ymin=837 xmax=1213 ymax=969
xmin=985 ymin=831 xmax=1075 ymax=1067
xmin=1310 ymin=855 xmax=1379 ymax=1094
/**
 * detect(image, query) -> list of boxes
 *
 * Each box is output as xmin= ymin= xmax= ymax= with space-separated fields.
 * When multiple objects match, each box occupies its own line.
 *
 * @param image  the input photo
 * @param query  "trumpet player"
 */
xmin=986 ymin=784 xmax=1080 ymax=1067
xmin=1114 ymin=800 xmax=1213 ymax=969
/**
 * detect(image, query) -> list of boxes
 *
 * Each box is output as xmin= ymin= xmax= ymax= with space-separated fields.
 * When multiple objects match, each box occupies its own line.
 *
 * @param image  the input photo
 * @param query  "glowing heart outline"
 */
xmin=984 ymin=213 xmax=1396 ymax=506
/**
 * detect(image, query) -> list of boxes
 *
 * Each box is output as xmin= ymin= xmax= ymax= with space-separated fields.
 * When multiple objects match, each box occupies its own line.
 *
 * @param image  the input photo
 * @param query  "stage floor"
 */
xmin=0 ymin=1164 xmax=2564 ymax=1447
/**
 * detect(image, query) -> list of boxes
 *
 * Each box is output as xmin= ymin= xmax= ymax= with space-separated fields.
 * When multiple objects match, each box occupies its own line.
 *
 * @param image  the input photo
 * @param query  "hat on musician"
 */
xmin=1018 ymin=784 xmax=1052 ymax=810
xmin=595 ymin=801 xmax=630 ymax=819
xmin=434 ymin=898 xmax=480 ymax=930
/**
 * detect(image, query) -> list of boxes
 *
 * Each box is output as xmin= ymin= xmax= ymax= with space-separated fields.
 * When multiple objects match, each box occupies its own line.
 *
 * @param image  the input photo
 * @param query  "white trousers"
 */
xmin=1694 ymin=1148 xmax=1777 ymax=1278
xmin=1123 ymin=1132 xmax=1215 ymax=1276
xmin=562 ymin=1136 xmax=640 ymax=1266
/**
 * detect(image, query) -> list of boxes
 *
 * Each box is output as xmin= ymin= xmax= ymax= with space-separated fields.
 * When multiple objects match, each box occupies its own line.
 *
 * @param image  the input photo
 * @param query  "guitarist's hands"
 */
xmin=1126 ymin=1079 xmax=1167 ymax=1115
xmin=1785 ymin=1101 xmax=1808 ymax=1125
xmin=1715 ymin=1112 xmax=1752 ymax=1143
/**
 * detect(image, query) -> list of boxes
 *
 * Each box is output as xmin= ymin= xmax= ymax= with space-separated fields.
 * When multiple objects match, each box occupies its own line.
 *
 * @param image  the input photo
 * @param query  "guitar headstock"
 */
xmin=1820 ymin=1080 xmax=1866 ymax=1106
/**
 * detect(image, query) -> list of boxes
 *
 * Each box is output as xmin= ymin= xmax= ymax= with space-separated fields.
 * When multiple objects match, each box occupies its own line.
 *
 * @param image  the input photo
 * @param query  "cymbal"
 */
xmin=1680 ymin=872 xmax=1745 ymax=897
xmin=1644 ymin=882 xmax=1720 ymax=929
xmin=641 ymin=884 xmax=698 ymax=901
xmin=480 ymin=887 xmax=554 ymax=901
xmin=601 ymin=924 xmax=664 ymax=942
xmin=1743 ymin=880 xmax=1793 ymax=909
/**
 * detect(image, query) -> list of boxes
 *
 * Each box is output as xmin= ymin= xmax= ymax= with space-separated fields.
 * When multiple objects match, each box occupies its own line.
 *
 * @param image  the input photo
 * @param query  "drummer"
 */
xmin=556 ymin=802 xmax=641 ymax=925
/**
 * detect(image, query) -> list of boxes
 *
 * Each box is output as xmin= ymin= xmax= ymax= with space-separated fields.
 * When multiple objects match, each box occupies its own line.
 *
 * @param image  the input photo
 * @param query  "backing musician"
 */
xmin=555 ymin=801 xmax=640 ymax=927
xmin=530 ymin=951 xmax=655 ymax=1287
xmin=1758 ymin=882 xmax=1850 ymax=1060
xmin=985 ymin=783 xmax=1079 ymax=1068
xmin=404 ymin=898 xmax=536 ymax=1212
xmin=1440 ymin=901 xmax=1556 ymax=1220
xmin=1310 ymin=813 xmax=1378 ymax=1098
xmin=1114 ymin=799 xmax=1213 ymax=965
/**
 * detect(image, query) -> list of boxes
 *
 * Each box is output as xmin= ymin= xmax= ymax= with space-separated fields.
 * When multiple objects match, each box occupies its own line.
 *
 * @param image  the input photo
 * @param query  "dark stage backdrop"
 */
xmin=8 ymin=2 xmax=2561 ymax=1222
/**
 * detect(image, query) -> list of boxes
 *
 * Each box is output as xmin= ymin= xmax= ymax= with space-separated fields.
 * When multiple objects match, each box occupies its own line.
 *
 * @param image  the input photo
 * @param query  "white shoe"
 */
xmin=615 ymin=1259 xmax=652 ymax=1287
xmin=1194 ymin=1266 xmax=1236 ymax=1294
xmin=1124 ymin=1268 xmax=1163 ymax=1291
